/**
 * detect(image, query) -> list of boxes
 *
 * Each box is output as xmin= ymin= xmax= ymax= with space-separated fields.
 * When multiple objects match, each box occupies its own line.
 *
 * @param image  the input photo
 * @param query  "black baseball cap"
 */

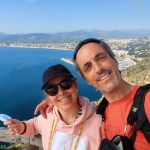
xmin=42 ymin=64 xmax=74 ymax=89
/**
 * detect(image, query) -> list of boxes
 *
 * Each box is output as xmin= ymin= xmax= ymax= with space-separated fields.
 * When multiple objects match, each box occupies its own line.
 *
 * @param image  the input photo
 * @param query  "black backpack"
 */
xmin=97 ymin=84 xmax=150 ymax=150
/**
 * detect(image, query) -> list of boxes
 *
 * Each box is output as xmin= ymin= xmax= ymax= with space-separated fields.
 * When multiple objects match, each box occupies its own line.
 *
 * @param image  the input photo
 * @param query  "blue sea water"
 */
xmin=0 ymin=47 xmax=101 ymax=126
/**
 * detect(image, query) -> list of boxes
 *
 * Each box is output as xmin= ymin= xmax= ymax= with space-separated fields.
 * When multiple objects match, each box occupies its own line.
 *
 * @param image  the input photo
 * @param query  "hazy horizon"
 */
xmin=0 ymin=0 xmax=150 ymax=34
xmin=1 ymin=28 xmax=150 ymax=35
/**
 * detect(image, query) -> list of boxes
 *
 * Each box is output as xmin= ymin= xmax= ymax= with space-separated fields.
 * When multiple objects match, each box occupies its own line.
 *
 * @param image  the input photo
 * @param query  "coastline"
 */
xmin=0 ymin=46 xmax=71 ymax=51
xmin=0 ymin=46 xmax=136 ymax=70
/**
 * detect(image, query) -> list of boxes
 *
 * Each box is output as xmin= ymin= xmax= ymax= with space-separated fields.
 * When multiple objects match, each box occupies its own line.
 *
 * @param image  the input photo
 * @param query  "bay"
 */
xmin=0 ymin=47 xmax=101 ymax=125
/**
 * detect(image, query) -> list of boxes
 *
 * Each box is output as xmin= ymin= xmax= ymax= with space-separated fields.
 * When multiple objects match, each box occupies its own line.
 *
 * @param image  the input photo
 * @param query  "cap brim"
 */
xmin=41 ymin=74 xmax=73 ymax=90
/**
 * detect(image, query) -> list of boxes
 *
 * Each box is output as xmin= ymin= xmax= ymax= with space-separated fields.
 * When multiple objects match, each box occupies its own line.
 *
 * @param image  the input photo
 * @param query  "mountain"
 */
xmin=122 ymin=56 xmax=150 ymax=85
xmin=0 ymin=29 xmax=150 ymax=43
xmin=0 ymin=32 xmax=6 ymax=35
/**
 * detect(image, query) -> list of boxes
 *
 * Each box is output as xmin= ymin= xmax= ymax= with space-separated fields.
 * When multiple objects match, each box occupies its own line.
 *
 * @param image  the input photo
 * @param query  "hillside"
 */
xmin=122 ymin=56 xmax=150 ymax=85
xmin=0 ymin=29 xmax=150 ymax=43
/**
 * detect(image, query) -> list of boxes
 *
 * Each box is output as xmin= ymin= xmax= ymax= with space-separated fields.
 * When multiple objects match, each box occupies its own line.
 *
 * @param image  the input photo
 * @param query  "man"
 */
xmin=35 ymin=38 xmax=150 ymax=150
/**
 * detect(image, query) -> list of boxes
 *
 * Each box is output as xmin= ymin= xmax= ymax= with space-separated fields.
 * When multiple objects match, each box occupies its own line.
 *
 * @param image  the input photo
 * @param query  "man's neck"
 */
xmin=102 ymin=80 xmax=134 ymax=103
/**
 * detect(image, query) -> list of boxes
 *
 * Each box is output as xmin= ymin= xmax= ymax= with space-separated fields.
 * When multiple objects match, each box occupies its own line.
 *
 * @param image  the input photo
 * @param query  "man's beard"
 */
xmin=96 ymin=69 xmax=121 ymax=93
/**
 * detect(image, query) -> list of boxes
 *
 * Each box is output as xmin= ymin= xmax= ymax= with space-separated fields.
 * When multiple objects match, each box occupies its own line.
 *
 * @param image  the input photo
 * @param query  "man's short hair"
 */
xmin=73 ymin=38 xmax=115 ymax=78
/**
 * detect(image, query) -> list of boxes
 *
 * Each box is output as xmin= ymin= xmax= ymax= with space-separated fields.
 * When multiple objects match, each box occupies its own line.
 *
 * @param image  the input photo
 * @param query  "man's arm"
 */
xmin=34 ymin=97 xmax=102 ymax=118
xmin=34 ymin=99 xmax=53 ymax=118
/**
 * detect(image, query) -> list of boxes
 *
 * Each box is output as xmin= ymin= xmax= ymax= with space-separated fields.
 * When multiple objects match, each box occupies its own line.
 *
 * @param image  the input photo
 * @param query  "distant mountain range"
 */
xmin=0 ymin=29 xmax=150 ymax=43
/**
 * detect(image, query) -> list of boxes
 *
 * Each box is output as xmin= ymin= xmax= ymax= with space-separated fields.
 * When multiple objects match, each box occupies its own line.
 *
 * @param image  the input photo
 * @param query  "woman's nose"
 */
xmin=57 ymin=86 xmax=65 ymax=95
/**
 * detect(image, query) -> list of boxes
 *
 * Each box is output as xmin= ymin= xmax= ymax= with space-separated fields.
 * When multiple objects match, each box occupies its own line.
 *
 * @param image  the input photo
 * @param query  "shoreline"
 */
xmin=0 ymin=46 xmax=73 ymax=51
xmin=0 ymin=46 xmax=136 ymax=70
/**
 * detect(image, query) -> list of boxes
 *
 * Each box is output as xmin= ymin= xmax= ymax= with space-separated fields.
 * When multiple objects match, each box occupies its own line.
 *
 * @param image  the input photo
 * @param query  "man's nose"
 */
xmin=93 ymin=62 xmax=102 ymax=74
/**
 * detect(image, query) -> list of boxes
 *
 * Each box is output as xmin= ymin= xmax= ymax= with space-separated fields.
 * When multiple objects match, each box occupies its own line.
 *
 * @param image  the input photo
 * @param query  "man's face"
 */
xmin=76 ymin=43 xmax=121 ymax=93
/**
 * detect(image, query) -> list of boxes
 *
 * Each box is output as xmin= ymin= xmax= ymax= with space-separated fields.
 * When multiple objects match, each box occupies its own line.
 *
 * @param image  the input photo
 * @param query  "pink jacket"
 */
xmin=23 ymin=97 xmax=102 ymax=150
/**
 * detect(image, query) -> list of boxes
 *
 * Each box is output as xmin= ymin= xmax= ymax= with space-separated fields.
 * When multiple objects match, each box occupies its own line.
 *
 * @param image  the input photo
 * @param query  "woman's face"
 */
xmin=45 ymin=76 xmax=78 ymax=112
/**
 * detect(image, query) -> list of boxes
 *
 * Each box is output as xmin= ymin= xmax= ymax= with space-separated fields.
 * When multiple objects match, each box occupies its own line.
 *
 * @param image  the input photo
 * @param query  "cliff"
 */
xmin=122 ymin=56 xmax=150 ymax=85
xmin=0 ymin=127 xmax=42 ymax=150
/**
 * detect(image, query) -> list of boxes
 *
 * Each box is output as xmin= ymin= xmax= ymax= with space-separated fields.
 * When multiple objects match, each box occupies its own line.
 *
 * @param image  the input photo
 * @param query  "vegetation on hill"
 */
xmin=122 ymin=56 xmax=150 ymax=85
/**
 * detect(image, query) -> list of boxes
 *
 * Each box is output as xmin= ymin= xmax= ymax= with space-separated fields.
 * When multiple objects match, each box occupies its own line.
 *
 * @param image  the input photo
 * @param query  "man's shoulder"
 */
xmin=145 ymin=90 xmax=150 ymax=98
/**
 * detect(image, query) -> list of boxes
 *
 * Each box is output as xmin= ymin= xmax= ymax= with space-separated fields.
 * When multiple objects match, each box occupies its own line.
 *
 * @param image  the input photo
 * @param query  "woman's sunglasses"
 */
xmin=44 ymin=78 xmax=74 ymax=96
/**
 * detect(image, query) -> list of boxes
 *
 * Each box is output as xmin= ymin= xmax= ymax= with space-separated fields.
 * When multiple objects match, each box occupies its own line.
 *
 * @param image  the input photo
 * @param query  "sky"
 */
xmin=0 ymin=0 xmax=150 ymax=34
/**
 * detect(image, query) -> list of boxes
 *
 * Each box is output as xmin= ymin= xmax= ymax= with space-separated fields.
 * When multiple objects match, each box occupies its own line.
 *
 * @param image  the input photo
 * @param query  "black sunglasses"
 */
xmin=44 ymin=78 xmax=74 ymax=96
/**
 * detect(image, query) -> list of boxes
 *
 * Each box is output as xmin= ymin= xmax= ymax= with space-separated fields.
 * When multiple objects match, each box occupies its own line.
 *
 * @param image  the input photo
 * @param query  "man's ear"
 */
xmin=114 ymin=57 xmax=118 ymax=63
xmin=114 ymin=57 xmax=119 ymax=67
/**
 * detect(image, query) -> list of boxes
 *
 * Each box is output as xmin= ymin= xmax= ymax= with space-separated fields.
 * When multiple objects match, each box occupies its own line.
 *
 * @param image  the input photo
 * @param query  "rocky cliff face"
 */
xmin=122 ymin=57 xmax=150 ymax=85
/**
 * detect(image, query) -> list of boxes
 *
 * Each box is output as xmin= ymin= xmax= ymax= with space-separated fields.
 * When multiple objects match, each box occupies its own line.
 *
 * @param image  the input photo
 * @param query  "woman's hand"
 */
xmin=4 ymin=119 xmax=25 ymax=135
xmin=34 ymin=99 xmax=54 ymax=118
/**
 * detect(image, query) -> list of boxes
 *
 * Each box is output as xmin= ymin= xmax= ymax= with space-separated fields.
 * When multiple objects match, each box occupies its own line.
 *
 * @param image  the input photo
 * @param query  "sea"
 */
xmin=0 ymin=47 xmax=101 ymax=126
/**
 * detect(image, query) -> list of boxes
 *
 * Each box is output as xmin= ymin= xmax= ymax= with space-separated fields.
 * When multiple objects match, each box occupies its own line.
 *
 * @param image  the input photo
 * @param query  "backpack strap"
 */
xmin=137 ymin=85 xmax=150 ymax=142
xmin=127 ymin=86 xmax=145 ymax=125
xmin=127 ymin=84 xmax=150 ymax=143
xmin=96 ymin=97 xmax=108 ymax=119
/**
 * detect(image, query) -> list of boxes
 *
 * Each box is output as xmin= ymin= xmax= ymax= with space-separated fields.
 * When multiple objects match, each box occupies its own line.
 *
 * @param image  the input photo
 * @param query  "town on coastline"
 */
xmin=1 ymin=37 xmax=150 ymax=70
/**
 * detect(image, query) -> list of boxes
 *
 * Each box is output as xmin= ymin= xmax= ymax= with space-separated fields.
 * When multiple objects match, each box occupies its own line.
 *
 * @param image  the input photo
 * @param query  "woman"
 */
xmin=4 ymin=64 xmax=102 ymax=150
